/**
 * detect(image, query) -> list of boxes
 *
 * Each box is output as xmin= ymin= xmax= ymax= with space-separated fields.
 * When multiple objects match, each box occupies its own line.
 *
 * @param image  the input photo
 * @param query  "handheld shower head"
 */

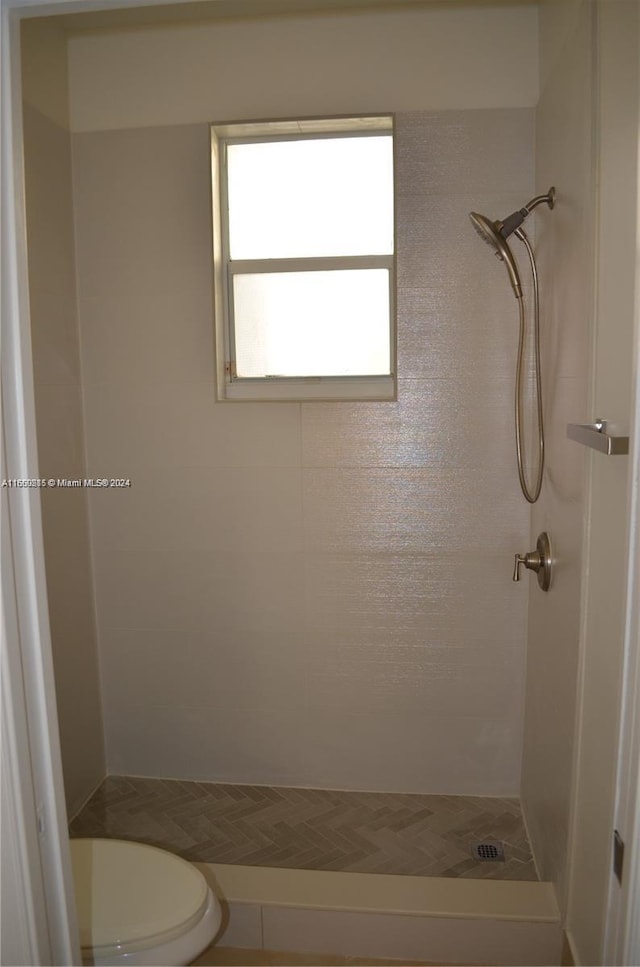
xmin=470 ymin=211 xmax=523 ymax=299
xmin=469 ymin=187 xmax=556 ymax=504
xmin=469 ymin=188 xmax=555 ymax=300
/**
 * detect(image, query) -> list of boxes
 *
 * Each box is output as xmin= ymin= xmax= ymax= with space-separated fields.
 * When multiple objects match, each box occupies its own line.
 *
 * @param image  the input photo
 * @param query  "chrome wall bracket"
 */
xmin=513 ymin=532 xmax=552 ymax=591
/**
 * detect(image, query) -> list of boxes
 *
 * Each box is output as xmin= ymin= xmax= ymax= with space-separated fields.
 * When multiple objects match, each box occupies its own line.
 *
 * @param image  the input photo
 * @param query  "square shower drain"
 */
xmin=471 ymin=841 xmax=506 ymax=862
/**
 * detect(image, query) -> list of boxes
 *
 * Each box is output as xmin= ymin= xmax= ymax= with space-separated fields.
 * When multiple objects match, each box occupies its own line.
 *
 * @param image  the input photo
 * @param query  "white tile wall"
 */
xmin=302 ymin=468 xmax=525 ymax=553
xmin=100 ymin=627 xmax=307 ymax=711
xmin=88 ymin=467 xmax=303 ymax=553
xmin=92 ymin=548 xmax=306 ymax=635
xmin=521 ymin=0 xmax=593 ymax=894
xmin=301 ymin=378 xmax=516 ymax=469
xmin=106 ymin=706 xmax=310 ymax=785
xmin=23 ymin=104 xmax=105 ymax=815
xmin=73 ymin=109 xmax=535 ymax=794
xmin=81 ymin=381 xmax=301 ymax=471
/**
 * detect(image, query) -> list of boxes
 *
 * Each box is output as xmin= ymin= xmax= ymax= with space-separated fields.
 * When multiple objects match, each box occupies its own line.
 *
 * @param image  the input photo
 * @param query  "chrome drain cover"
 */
xmin=472 ymin=841 xmax=506 ymax=862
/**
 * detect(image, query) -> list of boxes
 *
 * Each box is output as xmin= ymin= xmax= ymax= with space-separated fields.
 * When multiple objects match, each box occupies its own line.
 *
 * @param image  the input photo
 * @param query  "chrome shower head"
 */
xmin=469 ymin=187 xmax=555 ymax=300
xmin=470 ymin=211 xmax=523 ymax=299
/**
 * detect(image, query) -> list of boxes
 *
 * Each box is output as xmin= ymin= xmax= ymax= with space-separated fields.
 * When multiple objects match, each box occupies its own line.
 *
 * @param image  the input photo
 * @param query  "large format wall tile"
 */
xmin=105 ymin=707 xmax=310 ymax=785
xmin=92 ymin=548 xmax=306 ymax=635
xmin=302 ymin=378 xmax=515 ymax=469
xmin=395 ymin=109 xmax=534 ymax=195
xmin=302 ymin=708 xmax=523 ymax=796
xmin=78 ymin=267 xmax=215 ymax=385
xmin=74 ymin=109 xmax=534 ymax=793
xmin=83 ymin=381 xmax=301 ymax=472
xmin=88 ymin=467 xmax=303 ymax=553
xmin=303 ymin=551 xmax=529 ymax=650
xmin=395 ymin=282 xmax=520 ymax=381
xmin=99 ymin=627 xmax=307 ymax=713
xmin=302 ymin=469 xmax=526 ymax=553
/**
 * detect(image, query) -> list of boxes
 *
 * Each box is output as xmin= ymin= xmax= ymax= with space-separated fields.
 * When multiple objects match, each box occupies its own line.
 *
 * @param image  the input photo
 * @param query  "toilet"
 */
xmin=70 ymin=838 xmax=222 ymax=966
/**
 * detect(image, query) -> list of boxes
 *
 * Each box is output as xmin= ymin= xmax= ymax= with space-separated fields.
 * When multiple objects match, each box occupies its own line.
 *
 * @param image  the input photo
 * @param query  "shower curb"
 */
xmin=198 ymin=863 xmax=562 ymax=966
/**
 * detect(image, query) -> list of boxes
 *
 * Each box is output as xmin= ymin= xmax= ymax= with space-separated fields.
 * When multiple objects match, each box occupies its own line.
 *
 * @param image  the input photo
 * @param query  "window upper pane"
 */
xmin=227 ymin=135 xmax=394 ymax=260
xmin=233 ymin=269 xmax=391 ymax=378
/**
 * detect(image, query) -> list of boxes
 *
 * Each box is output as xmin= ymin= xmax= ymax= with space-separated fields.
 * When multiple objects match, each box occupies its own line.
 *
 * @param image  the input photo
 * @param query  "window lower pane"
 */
xmin=232 ymin=269 xmax=391 ymax=378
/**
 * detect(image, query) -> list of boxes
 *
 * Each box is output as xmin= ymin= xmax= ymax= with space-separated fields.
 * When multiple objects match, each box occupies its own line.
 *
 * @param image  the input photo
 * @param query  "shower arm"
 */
xmin=524 ymin=188 xmax=555 ymax=214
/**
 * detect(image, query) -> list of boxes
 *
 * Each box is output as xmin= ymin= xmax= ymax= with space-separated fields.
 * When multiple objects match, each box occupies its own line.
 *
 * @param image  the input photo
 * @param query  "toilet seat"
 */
xmin=70 ymin=838 xmax=222 ymax=966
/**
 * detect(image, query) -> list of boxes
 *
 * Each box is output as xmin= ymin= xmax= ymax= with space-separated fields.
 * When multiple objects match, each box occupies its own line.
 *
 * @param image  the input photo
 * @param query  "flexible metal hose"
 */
xmin=514 ymin=228 xmax=544 ymax=503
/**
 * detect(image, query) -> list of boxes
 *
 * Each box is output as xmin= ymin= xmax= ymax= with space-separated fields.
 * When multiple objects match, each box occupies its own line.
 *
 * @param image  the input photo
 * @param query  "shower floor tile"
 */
xmin=69 ymin=776 xmax=537 ymax=881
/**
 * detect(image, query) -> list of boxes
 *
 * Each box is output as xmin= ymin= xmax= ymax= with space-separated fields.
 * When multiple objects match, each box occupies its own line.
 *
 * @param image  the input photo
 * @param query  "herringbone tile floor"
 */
xmin=70 ymin=776 xmax=537 ymax=880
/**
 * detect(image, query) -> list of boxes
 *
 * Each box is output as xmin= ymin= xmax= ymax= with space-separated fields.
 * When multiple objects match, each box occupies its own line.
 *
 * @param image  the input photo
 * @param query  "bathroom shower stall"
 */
xmin=4 ymin=0 xmax=640 ymax=965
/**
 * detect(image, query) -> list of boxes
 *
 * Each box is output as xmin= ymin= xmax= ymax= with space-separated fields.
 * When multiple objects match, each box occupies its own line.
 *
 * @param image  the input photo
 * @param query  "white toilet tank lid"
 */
xmin=70 ymin=838 xmax=210 ymax=953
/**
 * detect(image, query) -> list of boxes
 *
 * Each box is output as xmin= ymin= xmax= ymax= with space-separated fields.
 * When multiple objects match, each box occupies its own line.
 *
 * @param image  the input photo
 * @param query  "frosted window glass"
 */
xmin=227 ymin=137 xmax=393 ymax=259
xmin=233 ymin=270 xmax=391 ymax=378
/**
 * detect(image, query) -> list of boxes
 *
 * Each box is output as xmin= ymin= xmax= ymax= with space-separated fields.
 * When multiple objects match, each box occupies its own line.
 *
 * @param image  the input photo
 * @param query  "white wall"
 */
xmin=21 ymin=17 xmax=69 ymax=128
xmin=21 ymin=19 xmax=106 ymax=817
xmin=520 ymin=0 xmax=594 ymax=899
xmin=523 ymin=5 xmax=640 ymax=964
xmin=62 ymin=5 xmax=537 ymax=794
xmin=66 ymin=4 xmax=538 ymax=132
xmin=566 ymin=2 xmax=639 ymax=962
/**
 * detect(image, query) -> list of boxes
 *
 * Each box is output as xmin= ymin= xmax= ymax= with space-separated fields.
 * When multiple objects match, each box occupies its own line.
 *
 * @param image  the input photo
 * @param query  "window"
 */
xmin=211 ymin=116 xmax=395 ymax=401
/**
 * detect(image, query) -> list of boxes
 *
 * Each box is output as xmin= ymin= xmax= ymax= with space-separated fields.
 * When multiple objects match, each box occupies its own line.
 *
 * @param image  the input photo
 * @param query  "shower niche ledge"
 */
xmin=567 ymin=419 xmax=629 ymax=455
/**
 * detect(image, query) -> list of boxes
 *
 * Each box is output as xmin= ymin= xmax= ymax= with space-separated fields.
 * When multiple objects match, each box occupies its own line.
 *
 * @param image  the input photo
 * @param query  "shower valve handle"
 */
xmin=512 ymin=532 xmax=552 ymax=592
xmin=513 ymin=551 xmax=541 ymax=581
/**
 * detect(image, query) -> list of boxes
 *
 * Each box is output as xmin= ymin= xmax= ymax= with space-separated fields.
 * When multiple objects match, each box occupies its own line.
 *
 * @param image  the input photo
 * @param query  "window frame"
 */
xmin=210 ymin=115 xmax=396 ymax=402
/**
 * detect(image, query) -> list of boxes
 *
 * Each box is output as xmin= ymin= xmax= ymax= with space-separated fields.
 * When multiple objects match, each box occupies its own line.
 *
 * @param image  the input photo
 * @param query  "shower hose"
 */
xmin=514 ymin=228 xmax=544 ymax=504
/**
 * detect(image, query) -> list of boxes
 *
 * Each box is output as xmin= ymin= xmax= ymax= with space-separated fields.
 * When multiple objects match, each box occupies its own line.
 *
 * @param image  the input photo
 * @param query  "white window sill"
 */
xmin=219 ymin=375 xmax=396 ymax=402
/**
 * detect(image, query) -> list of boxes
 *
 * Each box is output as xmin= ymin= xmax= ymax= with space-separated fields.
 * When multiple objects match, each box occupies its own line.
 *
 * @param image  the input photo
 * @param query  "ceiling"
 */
xmin=48 ymin=0 xmax=530 ymax=35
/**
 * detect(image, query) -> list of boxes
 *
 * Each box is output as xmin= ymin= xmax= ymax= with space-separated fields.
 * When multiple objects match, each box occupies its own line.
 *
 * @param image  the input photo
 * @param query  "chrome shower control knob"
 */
xmin=513 ymin=553 xmax=531 ymax=581
xmin=512 ymin=532 xmax=552 ymax=591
